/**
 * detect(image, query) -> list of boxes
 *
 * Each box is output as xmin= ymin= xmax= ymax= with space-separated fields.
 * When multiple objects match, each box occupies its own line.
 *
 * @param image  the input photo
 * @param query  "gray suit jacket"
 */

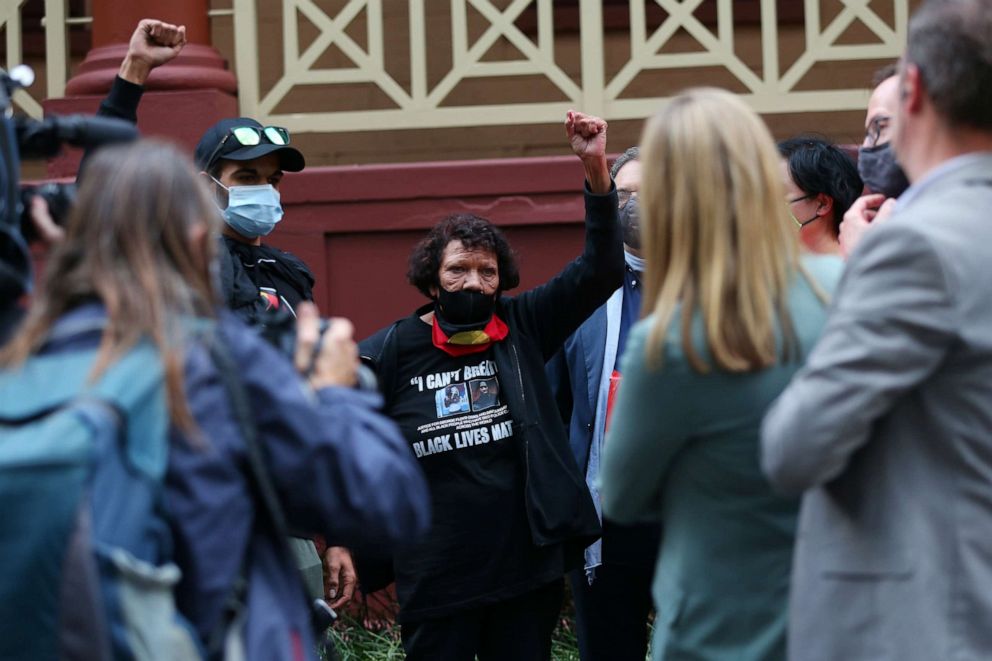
xmin=762 ymin=153 xmax=992 ymax=661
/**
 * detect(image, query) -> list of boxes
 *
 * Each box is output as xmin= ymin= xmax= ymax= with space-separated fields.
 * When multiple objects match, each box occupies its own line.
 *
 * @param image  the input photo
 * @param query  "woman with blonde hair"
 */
xmin=600 ymin=88 xmax=841 ymax=660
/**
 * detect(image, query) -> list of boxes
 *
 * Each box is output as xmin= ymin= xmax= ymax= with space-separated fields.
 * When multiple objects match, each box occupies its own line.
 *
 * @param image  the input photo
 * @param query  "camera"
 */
xmin=256 ymin=303 xmax=378 ymax=391
xmin=19 ymin=182 xmax=75 ymax=242
xmin=0 ymin=64 xmax=139 ymax=337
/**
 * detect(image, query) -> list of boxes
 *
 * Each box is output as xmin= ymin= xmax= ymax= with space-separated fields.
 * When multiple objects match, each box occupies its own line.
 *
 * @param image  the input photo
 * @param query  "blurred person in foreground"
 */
xmin=778 ymin=136 xmax=863 ymax=256
xmin=600 ymin=88 xmax=841 ymax=661
xmin=360 ymin=111 xmax=621 ymax=660
xmin=546 ymin=145 xmax=660 ymax=661
xmin=0 ymin=140 xmax=430 ymax=659
xmin=839 ymin=63 xmax=911 ymax=257
xmin=762 ymin=1 xmax=992 ymax=659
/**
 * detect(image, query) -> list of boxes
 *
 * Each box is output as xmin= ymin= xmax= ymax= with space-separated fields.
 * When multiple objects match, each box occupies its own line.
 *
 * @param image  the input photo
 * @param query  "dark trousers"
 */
xmin=570 ymin=563 xmax=654 ymax=661
xmin=401 ymin=579 xmax=564 ymax=661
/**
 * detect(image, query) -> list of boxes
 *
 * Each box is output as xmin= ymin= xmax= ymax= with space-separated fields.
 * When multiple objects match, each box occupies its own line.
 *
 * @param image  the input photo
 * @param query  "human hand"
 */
xmin=294 ymin=302 xmax=358 ymax=389
xmin=119 ymin=19 xmax=187 ymax=85
xmin=565 ymin=110 xmax=610 ymax=193
xmin=839 ymin=193 xmax=886 ymax=259
xmin=323 ymin=546 xmax=357 ymax=609
xmin=875 ymin=197 xmax=897 ymax=223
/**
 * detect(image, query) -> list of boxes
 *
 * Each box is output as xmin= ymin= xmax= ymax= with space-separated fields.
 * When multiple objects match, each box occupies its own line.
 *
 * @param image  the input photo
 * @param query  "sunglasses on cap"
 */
xmin=204 ymin=125 xmax=291 ymax=171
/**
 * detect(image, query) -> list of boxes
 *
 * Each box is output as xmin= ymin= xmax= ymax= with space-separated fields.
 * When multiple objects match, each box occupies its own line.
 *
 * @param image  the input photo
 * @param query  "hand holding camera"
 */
xmin=294 ymin=302 xmax=359 ymax=389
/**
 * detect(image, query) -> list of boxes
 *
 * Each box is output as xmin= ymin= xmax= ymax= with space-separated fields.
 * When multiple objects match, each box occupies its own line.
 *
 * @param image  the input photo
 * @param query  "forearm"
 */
xmin=582 ymin=154 xmax=610 ymax=194
xmin=97 ymin=75 xmax=143 ymax=124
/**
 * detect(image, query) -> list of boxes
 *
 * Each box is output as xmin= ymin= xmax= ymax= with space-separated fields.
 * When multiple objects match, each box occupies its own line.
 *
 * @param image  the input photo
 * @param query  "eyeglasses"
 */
xmin=787 ymin=194 xmax=812 ymax=205
xmin=865 ymin=115 xmax=891 ymax=148
xmin=618 ymin=189 xmax=638 ymax=209
xmin=204 ymin=125 xmax=291 ymax=171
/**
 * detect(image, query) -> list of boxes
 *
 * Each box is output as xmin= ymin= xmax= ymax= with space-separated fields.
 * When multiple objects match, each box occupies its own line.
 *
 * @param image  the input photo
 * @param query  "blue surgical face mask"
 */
xmin=212 ymin=177 xmax=284 ymax=239
xmin=624 ymin=251 xmax=645 ymax=273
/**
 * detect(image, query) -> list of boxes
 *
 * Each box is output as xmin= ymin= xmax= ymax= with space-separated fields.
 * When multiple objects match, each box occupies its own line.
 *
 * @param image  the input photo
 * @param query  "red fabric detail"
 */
xmin=430 ymin=314 xmax=509 ymax=357
xmin=290 ymin=629 xmax=304 ymax=661
xmin=260 ymin=291 xmax=280 ymax=309
xmin=605 ymin=370 xmax=622 ymax=433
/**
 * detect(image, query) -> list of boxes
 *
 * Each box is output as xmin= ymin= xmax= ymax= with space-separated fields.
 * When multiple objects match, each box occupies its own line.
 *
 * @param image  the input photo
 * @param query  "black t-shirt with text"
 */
xmin=386 ymin=315 xmax=563 ymax=622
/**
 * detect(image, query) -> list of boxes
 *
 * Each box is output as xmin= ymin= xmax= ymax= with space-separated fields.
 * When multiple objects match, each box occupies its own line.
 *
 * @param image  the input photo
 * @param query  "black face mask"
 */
xmin=434 ymin=288 xmax=496 ymax=333
xmin=858 ymin=142 xmax=910 ymax=199
xmin=619 ymin=195 xmax=641 ymax=250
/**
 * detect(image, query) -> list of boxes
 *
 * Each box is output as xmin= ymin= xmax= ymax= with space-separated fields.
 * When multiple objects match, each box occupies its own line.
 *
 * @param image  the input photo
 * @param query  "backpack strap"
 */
xmin=205 ymin=338 xmax=321 ymax=658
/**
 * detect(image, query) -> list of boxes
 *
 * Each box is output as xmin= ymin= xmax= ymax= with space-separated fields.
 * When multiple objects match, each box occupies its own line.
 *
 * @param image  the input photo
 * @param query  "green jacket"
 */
xmin=601 ymin=255 xmax=842 ymax=661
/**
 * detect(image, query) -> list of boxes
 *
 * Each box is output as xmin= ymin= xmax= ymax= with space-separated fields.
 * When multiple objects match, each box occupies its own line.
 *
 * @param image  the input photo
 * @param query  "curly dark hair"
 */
xmin=407 ymin=213 xmax=520 ymax=298
xmin=778 ymin=136 xmax=863 ymax=237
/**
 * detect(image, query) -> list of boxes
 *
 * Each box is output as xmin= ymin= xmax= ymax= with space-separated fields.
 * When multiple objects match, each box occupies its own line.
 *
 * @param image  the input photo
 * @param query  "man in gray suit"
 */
xmin=761 ymin=1 xmax=992 ymax=659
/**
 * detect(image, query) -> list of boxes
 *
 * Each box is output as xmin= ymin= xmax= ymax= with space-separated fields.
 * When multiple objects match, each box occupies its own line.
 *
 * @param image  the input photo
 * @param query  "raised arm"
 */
xmin=96 ymin=20 xmax=186 ymax=124
xmin=509 ymin=111 xmax=623 ymax=358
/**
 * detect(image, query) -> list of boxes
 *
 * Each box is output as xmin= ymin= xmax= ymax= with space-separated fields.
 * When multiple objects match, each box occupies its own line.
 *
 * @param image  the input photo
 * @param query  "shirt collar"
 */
xmin=898 ymin=152 xmax=992 ymax=210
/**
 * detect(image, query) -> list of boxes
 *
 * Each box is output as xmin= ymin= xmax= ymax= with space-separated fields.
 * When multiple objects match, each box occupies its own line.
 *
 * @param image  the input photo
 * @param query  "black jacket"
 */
xmin=360 ymin=183 xmax=623 ymax=590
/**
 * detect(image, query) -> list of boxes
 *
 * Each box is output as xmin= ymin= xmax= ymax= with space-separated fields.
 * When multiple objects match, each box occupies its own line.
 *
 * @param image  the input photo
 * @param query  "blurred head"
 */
xmin=612 ymin=147 xmax=643 ymax=253
xmin=639 ymin=88 xmax=799 ymax=373
xmin=1 ymin=140 xmax=220 ymax=429
xmin=895 ymin=0 xmax=992 ymax=180
xmin=858 ymin=68 xmax=911 ymax=198
xmin=778 ymin=137 xmax=863 ymax=244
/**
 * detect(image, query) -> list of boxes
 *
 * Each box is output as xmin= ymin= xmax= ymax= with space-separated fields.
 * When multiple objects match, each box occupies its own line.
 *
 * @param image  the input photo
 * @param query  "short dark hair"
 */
xmin=906 ymin=0 xmax=992 ymax=131
xmin=778 ymin=136 xmax=863 ymax=237
xmin=407 ymin=214 xmax=520 ymax=298
xmin=610 ymin=146 xmax=639 ymax=179
xmin=870 ymin=62 xmax=899 ymax=89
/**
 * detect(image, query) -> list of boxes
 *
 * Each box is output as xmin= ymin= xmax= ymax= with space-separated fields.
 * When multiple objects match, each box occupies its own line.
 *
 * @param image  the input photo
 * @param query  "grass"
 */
xmin=323 ymin=614 xmax=581 ymax=660
xmin=321 ymin=591 xmax=582 ymax=660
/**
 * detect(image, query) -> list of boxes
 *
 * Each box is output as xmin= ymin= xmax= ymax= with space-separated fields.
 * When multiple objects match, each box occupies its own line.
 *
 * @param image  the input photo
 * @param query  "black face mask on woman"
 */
xmin=858 ymin=142 xmax=910 ymax=199
xmin=434 ymin=288 xmax=496 ymax=333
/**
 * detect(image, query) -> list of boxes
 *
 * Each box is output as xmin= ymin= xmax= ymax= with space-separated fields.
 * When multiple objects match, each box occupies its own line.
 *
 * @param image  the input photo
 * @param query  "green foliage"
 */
xmin=323 ymin=613 xmax=580 ymax=660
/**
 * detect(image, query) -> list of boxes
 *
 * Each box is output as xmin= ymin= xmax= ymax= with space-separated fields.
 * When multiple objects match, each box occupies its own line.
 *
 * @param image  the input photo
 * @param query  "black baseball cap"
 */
xmin=194 ymin=117 xmax=305 ymax=173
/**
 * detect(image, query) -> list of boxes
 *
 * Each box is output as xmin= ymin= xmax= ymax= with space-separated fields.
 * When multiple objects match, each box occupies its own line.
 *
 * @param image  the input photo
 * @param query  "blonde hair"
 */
xmin=639 ymin=88 xmax=805 ymax=373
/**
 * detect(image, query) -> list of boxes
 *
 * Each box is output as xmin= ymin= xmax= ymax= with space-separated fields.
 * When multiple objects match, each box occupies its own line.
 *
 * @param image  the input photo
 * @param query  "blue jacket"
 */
xmin=548 ymin=303 xmax=609 ymax=473
xmin=42 ymin=305 xmax=431 ymax=660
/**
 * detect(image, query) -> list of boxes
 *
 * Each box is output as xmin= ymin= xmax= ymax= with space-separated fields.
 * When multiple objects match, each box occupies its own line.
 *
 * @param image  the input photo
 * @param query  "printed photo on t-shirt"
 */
xmin=435 ymin=383 xmax=470 ymax=417
xmin=469 ymin=377 xmax=500 ymax=412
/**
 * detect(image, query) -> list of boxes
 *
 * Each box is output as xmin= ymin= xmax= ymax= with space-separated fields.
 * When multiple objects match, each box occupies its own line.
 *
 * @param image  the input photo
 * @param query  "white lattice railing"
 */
xmin=0 ymin=0 xmax=68 ymax=118
xmin=0 ymin=0 xmax=909 ymax=128
xmin=233 ymin=0 xmax=910 ymax=133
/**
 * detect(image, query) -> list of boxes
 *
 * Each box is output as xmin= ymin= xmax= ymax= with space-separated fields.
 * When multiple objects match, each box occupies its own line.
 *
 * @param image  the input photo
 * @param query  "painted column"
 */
xmin=45 ymin=0 xmax=239 ymax=177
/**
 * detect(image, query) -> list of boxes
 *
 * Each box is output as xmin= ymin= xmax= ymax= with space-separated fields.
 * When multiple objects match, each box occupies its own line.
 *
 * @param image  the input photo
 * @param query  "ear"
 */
xmin=429 ymin=285 xmax=438 ymax=299
xmin=901 ymin=63 xmax=925 ymax=115
xmin=814 ymin=193 xmax=833 ymax=217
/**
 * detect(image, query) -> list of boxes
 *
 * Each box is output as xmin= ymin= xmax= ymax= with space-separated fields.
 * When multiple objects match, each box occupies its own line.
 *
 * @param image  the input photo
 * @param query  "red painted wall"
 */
xmin=267 ymin=155 xmax=593 ymax=339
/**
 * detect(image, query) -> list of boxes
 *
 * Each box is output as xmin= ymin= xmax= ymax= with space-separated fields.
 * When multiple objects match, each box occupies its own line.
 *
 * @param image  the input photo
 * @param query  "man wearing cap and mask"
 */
xmin=839 ymin=64 xmax=911 ymax=258
xmin=194 ymin=118 xmax=315 ymax=321
xmin=547 ymin=146 xmax=660 ymax=661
